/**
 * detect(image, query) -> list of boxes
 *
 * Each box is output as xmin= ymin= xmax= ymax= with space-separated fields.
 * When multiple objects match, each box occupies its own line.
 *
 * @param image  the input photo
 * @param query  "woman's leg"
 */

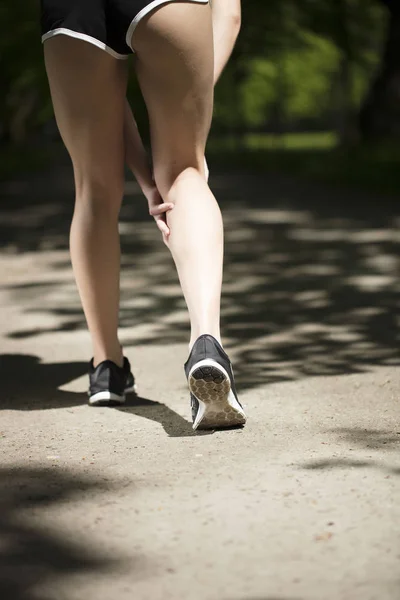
xmin=131 ymin=2 xmax=221 ymax=349
xmin=44 ymin=37 xmax=127 ymax=366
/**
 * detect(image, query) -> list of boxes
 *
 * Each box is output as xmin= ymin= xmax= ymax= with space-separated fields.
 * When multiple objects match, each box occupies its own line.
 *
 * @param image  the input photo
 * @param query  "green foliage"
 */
xmin=351 ymin=49 xmax=382 ymax=106
xmin=284 ymin=33 xmax=340 ymax=119
xmin=0 ymin=0 xmax=390 ymax=148
xmin=237 ymin=32 xmax=341 ymax=127
xmin=0 ymin=1 xmax=51 ymax=143
xmin=211 ymin=0 xmax=387 ymax=136
xmin=238 ymin=59 xmax=277 ymax=127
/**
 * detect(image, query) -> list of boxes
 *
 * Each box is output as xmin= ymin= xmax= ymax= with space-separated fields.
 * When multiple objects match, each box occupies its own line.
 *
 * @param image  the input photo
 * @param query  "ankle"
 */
xmin=189 ymin=331 xmax=222 ymax=352
xmin=93 ymin=345 xmax=124 ymax=368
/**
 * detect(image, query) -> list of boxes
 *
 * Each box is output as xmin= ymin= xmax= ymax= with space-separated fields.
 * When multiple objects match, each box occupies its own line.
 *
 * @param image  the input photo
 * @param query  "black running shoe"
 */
xmin=184 ymin=334 xmax=247 ymax=430
xmin=88 ymin=357 xmax=136 ymax=406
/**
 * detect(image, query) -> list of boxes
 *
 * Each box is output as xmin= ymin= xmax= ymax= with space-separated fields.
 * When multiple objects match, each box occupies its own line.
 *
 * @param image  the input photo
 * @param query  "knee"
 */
xmin=74 ymin=170 xmax=124 ymax=218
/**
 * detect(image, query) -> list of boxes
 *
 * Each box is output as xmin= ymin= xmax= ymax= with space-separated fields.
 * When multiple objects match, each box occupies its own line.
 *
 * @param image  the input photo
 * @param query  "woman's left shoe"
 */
xmin=184 ymin=335 xmax=247 ymax=430
xmin=88 ymin=357 xmax=136 ymax=406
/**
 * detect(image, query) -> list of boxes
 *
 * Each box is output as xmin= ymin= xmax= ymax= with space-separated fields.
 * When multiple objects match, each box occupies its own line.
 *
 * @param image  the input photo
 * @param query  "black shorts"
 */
xmin=41 ymin=0 xmax=209 ymax=59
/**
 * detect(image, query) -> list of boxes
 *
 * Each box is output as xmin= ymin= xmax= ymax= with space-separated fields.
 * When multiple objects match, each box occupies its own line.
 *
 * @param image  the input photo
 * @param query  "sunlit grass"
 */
xmin=245 ymin=131 xmax=337 ymax=150
xmin=208 ymin=131 xmax=337 ymax=152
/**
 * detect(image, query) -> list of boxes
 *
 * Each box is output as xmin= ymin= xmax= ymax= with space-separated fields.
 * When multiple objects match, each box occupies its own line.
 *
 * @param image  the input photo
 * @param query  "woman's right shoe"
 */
xmin=88 ymin=357 xmax=136 ymax=406
xmin=184 ymin=334 xmax=247 ymax=430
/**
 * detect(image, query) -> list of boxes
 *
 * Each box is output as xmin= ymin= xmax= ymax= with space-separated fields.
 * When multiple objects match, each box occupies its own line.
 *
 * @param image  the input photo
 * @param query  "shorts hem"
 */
xmin=125 ymin=0 xmax=209 ymax=50
xmin=42 ymin=28 xmax=130 ymax=60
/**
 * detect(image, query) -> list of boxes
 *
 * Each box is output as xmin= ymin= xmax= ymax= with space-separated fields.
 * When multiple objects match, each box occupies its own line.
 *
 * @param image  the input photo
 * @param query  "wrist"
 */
xmin=141 ymin=183 xmax=158 ymax=200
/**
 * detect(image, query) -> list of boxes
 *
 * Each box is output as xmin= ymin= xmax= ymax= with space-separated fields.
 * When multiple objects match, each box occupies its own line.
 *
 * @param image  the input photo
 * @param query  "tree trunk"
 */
xmin=359 ymin=1 xmax=400 ymax=140
xmin=336 ymin=50 xmax=356 ymax=145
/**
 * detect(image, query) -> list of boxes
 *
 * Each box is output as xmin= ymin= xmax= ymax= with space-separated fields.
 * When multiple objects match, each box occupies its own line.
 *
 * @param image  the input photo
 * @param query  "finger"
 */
xmin=149 ymin=202 xmax=171 ymax=214
xmin=157 ymin=221 xmax=170 ymax=237
xmin=149 ymin=203 xmax=174 ymax=216
xmin=154 ymin=215 xmax=170 ymax=236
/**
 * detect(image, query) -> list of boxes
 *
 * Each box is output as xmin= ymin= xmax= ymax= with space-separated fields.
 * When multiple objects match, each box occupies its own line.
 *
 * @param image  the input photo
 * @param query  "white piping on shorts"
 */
xmin=42 ymin=28 xmax=130 ymax=60
xmin=126 ymin=0 xmax=209 ymax=51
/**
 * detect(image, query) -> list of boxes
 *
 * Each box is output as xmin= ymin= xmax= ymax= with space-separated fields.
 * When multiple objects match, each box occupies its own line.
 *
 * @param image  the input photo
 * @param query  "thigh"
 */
xmin=44 ymin=36 xmax=128 ymax=196
xmin=130 ymin=2 xmax=214 ymax=193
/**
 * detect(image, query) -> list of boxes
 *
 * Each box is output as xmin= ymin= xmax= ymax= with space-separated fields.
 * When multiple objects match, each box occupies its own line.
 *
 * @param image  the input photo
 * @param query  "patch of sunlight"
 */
xmin=223 ymin=276 xmax=266 ymax=293
xmin=294 ymin=323 xmax=329 ymax=335
xmin=294 ymin=290 xmax=330 ymax=308
xmin=122 ymin=297 xmax=156 ymax=309
xmin=364 ymin=254 xmax=399 ymax=273
xmin=289 ymin=228 xmax=347 ymax=242
xmin=59 ymin=375 xmax=87 ymax=393
xmin=225 ymin=228 xmax=256 ymax=242
xmin=327 ymin=327 xmax=363 ymax=343
xmin=285 ymin=264 xmax=340 ymax=276
xmin=351 ymin=307 xmax=385 ymax=318
xmin=346 ymin=275 xmax=396 ymax=291
xmin=156 ymin=285 xmax=184 ymax=297
xmin=350 ymin=230 xmax=393 ymax=243
xmin=159 ymin=310 xmax=189 ymax=324
xmin=118 ymin=222 xmax=137 ymax=234
xmin=246 ymin=209 xmax=313 ymax=225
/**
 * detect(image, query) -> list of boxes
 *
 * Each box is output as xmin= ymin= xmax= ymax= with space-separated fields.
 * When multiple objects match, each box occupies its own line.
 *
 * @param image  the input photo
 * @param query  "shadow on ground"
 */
xmin=1 ymin=162 xmax=399 ymax=392
xmin=0 ymin=354 xmax=86 ymax=409
xmin=116 ymin=394 xmax=209 ymax=437
xmin=0 ymin=466 xmax=133 ymax=600
xmin=299 ymin=427 xmax=400 ymax=476
xmin=0 ymin=354 xmax=198 ymax=436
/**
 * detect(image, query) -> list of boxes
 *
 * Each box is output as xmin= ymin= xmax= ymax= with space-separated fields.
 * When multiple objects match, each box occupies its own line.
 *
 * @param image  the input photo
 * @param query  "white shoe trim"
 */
xmin=192 ymin=398 xmax=206 ymax=431
xmin=125 ymin=383 xmax=138 ymax=394
xmin=89 ymin=391 xmax=126 ymax=405
xmin=189 ymin=358 xmax=246 ymax=430
xmin=188 ymin=357 xmax=230 ymax=381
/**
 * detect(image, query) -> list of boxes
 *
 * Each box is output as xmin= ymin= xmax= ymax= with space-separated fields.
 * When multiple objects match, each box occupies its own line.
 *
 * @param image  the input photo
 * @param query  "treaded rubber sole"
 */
xmin=189 ymin=360 xmax=246 ymax=430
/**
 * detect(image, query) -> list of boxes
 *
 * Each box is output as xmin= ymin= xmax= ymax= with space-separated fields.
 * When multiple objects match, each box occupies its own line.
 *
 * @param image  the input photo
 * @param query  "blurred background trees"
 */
xmin=0 ymin=1 xmax=50 ymax=144
xmin=215 ymin=0 xmax=387 ymax=145
xmin=1 ymin=0 xmax=399 ymax=188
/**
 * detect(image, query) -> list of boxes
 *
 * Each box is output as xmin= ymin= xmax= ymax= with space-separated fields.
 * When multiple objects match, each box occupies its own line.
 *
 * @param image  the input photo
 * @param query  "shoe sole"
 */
xmin=88 ymin=383 xmax=137 ymax=407
xmin=188 ymin=359 xmax=246 ymax=430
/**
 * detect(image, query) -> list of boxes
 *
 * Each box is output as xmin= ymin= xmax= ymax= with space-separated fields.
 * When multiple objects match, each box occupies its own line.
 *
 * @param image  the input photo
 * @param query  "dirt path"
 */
xmin=1 ymin=163 xmax=399 ymax=600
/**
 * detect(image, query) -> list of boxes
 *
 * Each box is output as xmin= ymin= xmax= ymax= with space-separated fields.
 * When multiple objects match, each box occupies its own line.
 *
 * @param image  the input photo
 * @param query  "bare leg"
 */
xmin=44 ymin=37 xmax=127 ymax=366
xmin=132 ymin=2 xmax=222 ymax=349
